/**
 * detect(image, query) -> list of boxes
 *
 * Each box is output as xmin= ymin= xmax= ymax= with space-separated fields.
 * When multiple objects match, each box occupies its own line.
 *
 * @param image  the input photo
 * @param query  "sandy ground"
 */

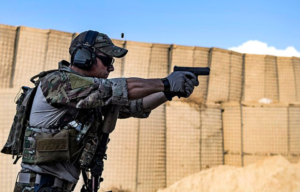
xmin=158 ymin=156 xmax=300 ymax=192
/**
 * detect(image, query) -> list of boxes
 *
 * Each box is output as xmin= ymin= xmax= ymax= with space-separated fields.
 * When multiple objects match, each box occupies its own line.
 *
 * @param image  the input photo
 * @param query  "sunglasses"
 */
xmin=95 ymin=54 xmax=115 ymax=67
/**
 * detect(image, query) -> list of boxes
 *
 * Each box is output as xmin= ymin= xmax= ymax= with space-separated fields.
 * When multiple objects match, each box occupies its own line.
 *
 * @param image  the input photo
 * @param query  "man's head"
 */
xmin=69 ymin=30 xmax=128 ymax=78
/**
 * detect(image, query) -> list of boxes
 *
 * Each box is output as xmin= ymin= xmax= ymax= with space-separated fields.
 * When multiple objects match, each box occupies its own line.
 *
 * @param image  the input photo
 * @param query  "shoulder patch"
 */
xmin=68 ymin=74 xmax=94 ymax=89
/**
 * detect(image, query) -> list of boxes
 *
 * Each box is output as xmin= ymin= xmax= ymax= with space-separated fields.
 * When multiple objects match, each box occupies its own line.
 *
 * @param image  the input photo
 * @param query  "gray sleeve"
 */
xmin=118 ymin=98 xmax=151 ymax=119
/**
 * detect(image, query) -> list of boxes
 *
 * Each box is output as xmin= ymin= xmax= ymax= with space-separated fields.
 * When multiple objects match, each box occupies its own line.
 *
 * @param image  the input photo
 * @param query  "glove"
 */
xmin=176 ymin=77 xmax=199 ymax=98
xmin=167 ymin=71 xmax=198 ymax=92
xmin=162 ymin=71 xmax=199 ymax=100
xmin=184 ymin=78 xmax=197 ymax=97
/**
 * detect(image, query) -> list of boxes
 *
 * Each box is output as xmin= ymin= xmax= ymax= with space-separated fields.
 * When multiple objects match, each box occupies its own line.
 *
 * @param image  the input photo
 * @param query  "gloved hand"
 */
xmin=184 ymin=78 xmax=198 ymax=97
xmin=162 ymin=71 xmax=199 ymax=100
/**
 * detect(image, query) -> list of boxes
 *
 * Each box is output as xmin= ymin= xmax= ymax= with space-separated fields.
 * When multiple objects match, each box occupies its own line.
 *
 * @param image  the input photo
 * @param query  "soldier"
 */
xmin=13 ymin=30 xmax=199 ymax=192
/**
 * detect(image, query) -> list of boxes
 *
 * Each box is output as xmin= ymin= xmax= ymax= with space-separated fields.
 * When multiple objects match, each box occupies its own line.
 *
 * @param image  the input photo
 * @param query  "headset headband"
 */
xmin=84 ymin=30 xmax=99 ymax=46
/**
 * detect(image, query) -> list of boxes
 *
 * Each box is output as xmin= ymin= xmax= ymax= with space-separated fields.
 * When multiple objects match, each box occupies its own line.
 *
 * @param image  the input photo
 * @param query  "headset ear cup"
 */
xmin=70 ymin=31 xmax=99 ymax=69
xmin=73 ymin=46 xmax=94 ymax=69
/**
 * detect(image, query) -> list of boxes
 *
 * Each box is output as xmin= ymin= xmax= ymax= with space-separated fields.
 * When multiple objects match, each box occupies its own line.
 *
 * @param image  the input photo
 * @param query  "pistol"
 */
xmin=174 ymin=66 xmax=210 ymax=76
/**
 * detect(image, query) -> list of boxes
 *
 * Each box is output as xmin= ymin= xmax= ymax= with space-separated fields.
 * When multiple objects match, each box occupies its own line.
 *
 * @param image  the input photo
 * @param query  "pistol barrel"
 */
xmin=174 ymin=66 xmax=210 ymax=76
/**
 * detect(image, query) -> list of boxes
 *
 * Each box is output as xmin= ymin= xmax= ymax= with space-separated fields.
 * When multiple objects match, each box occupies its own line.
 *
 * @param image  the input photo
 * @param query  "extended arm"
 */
xmin=127 ymin=72 xmax=200 ymax=113
xmin=126 ymin=78 xmax=164 ymax=100
xmin=41 ymin=70 xmax=198 ymax=110
xmin=117 ymin=72 xmax=200 ymax=118
xmin=126 ymin=71 xmax=199 ymax=101
xmin=143 ymin=92 xmax=168 ymax=112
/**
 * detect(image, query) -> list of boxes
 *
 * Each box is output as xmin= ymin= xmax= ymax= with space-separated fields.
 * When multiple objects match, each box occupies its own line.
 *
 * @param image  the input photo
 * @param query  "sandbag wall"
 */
xmin=1 ymin=24 xmax=300 ymax=192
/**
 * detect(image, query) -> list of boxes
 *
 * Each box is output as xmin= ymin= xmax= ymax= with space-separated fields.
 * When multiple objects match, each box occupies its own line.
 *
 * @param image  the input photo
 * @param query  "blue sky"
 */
xmin=1 ymin=0 xmax=299 ymax=56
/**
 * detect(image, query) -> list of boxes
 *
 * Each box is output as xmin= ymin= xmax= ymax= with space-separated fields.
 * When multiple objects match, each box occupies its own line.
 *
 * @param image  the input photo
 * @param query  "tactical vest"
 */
xmin=1 ymin=62 xmax=102 ymax=167
xmin=0 ymin=69 xmax=57 ymax=163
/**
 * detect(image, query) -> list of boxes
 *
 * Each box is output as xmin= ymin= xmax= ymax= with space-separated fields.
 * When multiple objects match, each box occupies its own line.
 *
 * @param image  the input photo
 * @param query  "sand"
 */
xmin=158 ymin=156 xmax=300 ymax=192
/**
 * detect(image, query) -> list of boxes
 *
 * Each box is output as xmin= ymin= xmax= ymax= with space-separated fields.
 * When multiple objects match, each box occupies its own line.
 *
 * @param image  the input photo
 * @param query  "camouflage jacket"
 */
xmin=41 ymin=61 xmax=150 ymax=119
xmin=18 ymin=61 xmax=150 ymax=181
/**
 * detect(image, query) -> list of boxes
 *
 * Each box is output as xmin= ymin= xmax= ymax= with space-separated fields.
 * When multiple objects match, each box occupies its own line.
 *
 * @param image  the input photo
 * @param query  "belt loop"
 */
xmin=17 ymin=172 xmax=31 ymax=184
xmin=35 ymin=174 xmax=42 ymax=184
xmin=66 ymin=182 xmax=75 ymax=191
xmin=54 ymin=177 xmax=64 ymax=188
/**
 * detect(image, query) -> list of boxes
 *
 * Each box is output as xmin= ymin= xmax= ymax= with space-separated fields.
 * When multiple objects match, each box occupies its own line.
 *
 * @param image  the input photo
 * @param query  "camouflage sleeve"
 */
xmin=40 ymin=71 xmax=129 ymax=108
xmin=118 ymin=98 xmax=151 ymax=119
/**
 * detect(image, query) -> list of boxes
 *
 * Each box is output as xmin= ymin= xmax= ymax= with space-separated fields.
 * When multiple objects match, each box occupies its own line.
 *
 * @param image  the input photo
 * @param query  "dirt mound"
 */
xmin=158 ymin=156 xmax=300 ymax=192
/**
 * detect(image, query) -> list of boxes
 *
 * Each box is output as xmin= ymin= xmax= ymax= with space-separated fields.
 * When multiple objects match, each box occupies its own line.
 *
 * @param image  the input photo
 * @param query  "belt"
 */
xmin=53 ymin=177 xmax=75 ymax=191
xmin=17 ymin=172 xmax=40 ymax=184
xmin=17 ymin=172 xmax=75 ymax=191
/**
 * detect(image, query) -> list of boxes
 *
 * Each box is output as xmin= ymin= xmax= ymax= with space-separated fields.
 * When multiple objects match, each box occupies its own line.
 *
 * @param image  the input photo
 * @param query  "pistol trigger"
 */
xmin=185 ymin=74 xmax=193 ymax=79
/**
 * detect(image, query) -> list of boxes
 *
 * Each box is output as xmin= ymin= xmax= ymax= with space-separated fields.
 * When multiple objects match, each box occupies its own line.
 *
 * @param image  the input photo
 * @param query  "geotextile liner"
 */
xmin=44 ymin=30 xmax=73 ymax=70
xmin=243 ymin=54 xmax=266 ymax=102
xmin=12 ymin=27 xmax=49 ymax=88
xmin=207 ymin=48 xmax=231 ymax=103
xmin=222 ymin=103 xmax=300 ymax=167
xmin=122 ymin=41 xmax=153 ymax=78
xmin=277 ymin=57 xmax=296 ymax=102
xmin=101 ymin=117 xmax=139 ymax=191
xmin=222 ymin=105 xmax=242 ymax=166
xmin=137 ymin=105 xmax=166 ymax=192
xmin=166 ymin=102 xmax=223 ymax=186
xmin=0 ymin=89 xmax=22 ymax=192
xmin=293 ymin=57 xmax=300 ymax=101
xmin=228 ymin=51 xmax=243 ymax=102
xmin=265 ymin=56 xmax=279 ymax=101
xmin=0 ymin=25 xmax=17 ymax=88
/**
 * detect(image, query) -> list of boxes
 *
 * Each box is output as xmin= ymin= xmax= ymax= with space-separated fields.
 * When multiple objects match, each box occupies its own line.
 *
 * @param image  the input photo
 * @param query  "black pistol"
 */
xmin=172 ymin=66 xmax=210 ymax=98
xmin=174 ymin=66 xmax=210 ymax=76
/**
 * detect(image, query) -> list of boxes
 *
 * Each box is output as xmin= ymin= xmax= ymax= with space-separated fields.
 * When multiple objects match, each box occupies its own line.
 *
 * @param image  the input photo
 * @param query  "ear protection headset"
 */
xmin=71 ymin=30 xmax=99 ymax=70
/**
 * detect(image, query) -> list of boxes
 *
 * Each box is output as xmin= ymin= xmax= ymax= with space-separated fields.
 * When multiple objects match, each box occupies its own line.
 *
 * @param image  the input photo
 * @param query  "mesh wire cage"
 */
xmin=0 ymin=89 xmax=22 ymax=192
xmin=0 ymin=24 xmax=300 ymax=192
xmin=0 ymin=24 xmax=17 ymax=88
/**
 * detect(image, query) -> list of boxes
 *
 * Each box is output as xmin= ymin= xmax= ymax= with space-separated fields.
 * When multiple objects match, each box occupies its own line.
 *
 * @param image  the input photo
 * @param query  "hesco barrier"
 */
xmin=0 ymin=25 xmax=17 ymax=88
xmin=1 ymin=24 xmax=300 ymax=192
xmin=223 ymin=103 xmax=300 ymax=166
xmin=0 ymin=89 xmax=21 ymax=191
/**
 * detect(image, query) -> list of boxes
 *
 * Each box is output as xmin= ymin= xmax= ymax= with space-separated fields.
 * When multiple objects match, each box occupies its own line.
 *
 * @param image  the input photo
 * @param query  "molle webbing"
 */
xmin=1 ymin=65 xmax=80 ymax=164
xmin=22 ymin=127 xmax=80 ymax=165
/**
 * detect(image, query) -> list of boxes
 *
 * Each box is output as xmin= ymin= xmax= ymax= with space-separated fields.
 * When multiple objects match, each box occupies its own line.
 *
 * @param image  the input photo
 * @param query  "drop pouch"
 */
xmin=35 ymin=129 xmax=70 ymax=164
